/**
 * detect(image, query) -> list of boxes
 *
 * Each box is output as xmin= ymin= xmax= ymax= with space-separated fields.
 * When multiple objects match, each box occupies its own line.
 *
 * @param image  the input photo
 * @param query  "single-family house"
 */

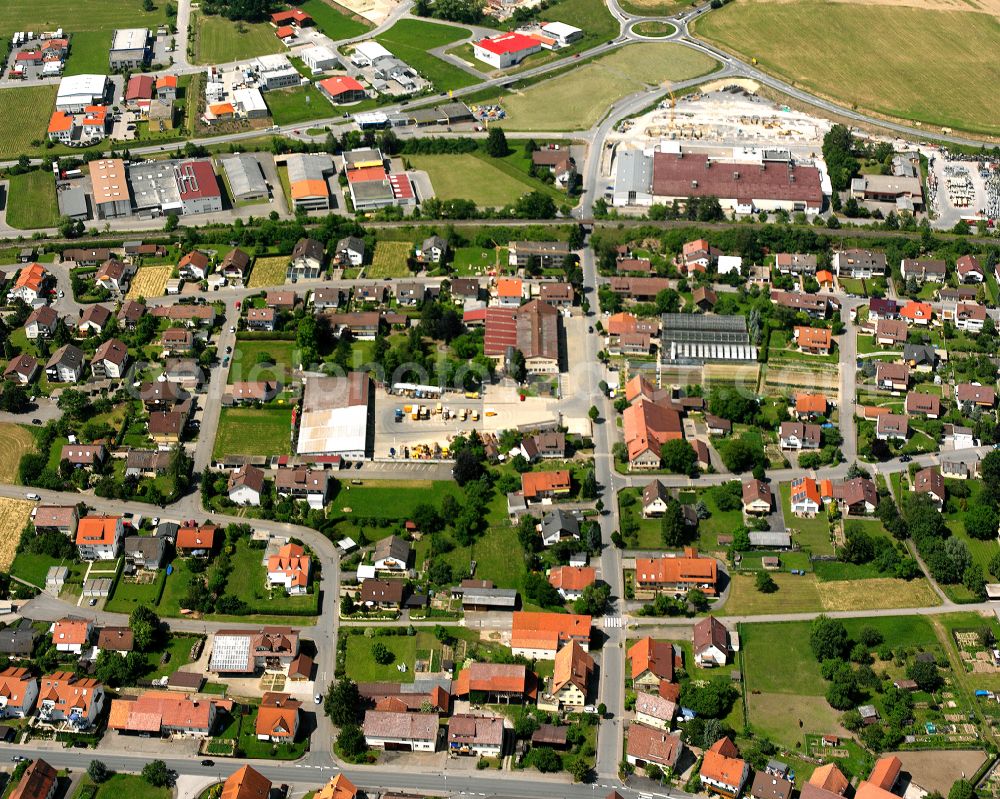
xmin=694 ymin=616 xmax=730 ymax=667
xmin=742 ymin=480 xmax=772 ymax=514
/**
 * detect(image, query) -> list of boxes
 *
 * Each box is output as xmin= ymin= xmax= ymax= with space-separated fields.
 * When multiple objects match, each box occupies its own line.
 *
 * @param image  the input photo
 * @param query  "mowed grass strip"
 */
xmin=406 ymin=153 xmax=538 ymax=207
xmin=298 ymin=0 xmax=371 ymax=40
xmin=330 ymin=480 xmax=461 ymax=518
xmin=5 ymin=170 xmax=59 ymax=229
xmin=0 ymin=424 xmax=37 ymax=483
xmin=694 ymin=1 xmax=1000 ymax=136
xmin=213 ymin=407 xmax=293 ymax=458
xmin=484 ymin=43 xmax=718 ymax=130
xmin=247 ymin=256 xmax=289 ymax=288
xmin=265 ymin=85 xmax=334 ymax=125
xmin=194 ymin=13 xmax=285 ymax=64
xmin=346 ymin=634 xmax=417 ymax=682
xmin=0 ymin=0 xmax=166 ymax=35
xmin=374 ymin=19 xmax=480 ymax=91
xmin=227 ymin=339 xmax=297 ymax=384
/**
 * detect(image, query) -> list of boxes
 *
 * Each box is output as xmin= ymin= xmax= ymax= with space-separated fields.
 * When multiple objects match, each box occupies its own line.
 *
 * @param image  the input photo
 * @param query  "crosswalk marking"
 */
xmin=603 ymin=616 xmax=623 ymax=628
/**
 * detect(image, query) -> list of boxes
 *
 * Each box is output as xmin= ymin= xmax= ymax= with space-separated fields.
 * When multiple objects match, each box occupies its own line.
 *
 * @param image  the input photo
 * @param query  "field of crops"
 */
xmin=5 ymin=169 xmax=59 ymax=229
xmin=0 ymin=85 xmax=59 ymax=159
xmin=368 ymin=242 xmax=411 ymax=278
xmin=0 ymin=498 xmax=33 ymax=571
xmin=127 ymin=266 xmax=174 ymax=300
xmin=247 ymin=256 xmax=289 ymax=288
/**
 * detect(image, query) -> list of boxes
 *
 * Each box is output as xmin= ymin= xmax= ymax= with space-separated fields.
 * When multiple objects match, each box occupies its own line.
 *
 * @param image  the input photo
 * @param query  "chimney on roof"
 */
xmin=705 ymin=160 xmax=711 ymax=169
xmin=691 ymin=180 xmax=698 ymax=188
xmin=733 ymin=171 xmax=740 ymax=180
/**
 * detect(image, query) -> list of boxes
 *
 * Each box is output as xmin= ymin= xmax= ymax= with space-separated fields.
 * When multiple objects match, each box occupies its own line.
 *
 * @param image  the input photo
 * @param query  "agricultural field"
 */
xmin=193 ymin=13 xmax=284 ymax=64
xmin=618 ymin=0 xmax=691 ymax=15
xmin=247 ymin=256 xmax=289 ymax=288
xmin=0 ymin=424 xmax=36 ymax=483
xmin=0 ymin=85 xmax=58 ymax=159
xmin=407 ymin=153 xmax=540 ymax=208
xmin=298 ymin=0 xmax=371 ymax=40
xmin=265 ymin=85 xmax=334 ymax=125
xmin=482 ymin=43 xmax=718 ymax=131
xmin=213 ymin=407 xmax=294 ymax=459
xmin=368 ymin=241 xmax=412 ymax=278
xmin=126 ymin=266 xmax=173 ymax=300
xmin=5 ymin=170 xmax=59 ymax=229
xmin=725 ymin=573 xmax=939 ymax=614
xmin=693 ymin=0 xmax=1000 ymax=136
xmin=374 ymin=19 xmax=480 ymax=91
xmin=0 ymin=498 xmax=33 ymax=571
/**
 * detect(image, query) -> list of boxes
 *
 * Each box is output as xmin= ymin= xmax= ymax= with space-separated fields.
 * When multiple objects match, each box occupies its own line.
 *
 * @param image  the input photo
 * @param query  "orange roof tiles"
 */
xmin=791 ymin=477 xmax=821 ymax=507
xmin=521 ymin=470 xmax=570 ymax=499
xmin=0 ymin=667 xmax=36 ymax=710
xmin=816 ymin=270 xmax=834 ymax=283
xmin=701 ymin=745 xmax=747 ymax=788
xmin=48 ymin=111 xmax=74 ymax=133
xmin=900 ymin=301 xmax=932 ymax=321
xmin=291 ymin=178 xmax=329 ymax=199
xmin=795 ymin=326 xmax=832 ymax=350
xmin=176 ymin=524 xmax=219 ymax=551
xmin=628 ymin=637 xmax=675 ymax=681
xmin=548 ymin=566 xmax=596 ymax=592
xmin=52 ymin=618 xmax=90 ymax=646
xmin=38 ymin=671 xmax=101 ymax=716
xmin=608 ymin=312 xmax=638 ymax=335
xmin=316 ymin=775 xmax=358 ymax=799
xmin=221 ymin=765 xmax=272 ymax=799
xmin=267 ymin=543 xmax=311 ymax=588
xmin=869 ymin=756 xmax=901 ymax=791
xmin=108 ymin=690 xmax=228 ymax=733
xmin=809 ymin=763 xmax=849 ymax=795
xmin=346 ymin=165 xmax=387 ymax=183
xmin=497 ymin=277 xmax=523 ymax=298
xmin=157 ymin=75 xmax=178 ymax=89
xmin=15 ymin=263 xmax=47 ymax=292
xmin=75 ymin=515 xmax=120 ymax=547
xmin=453 ymin=662 xmax=532 ymax=696
xmin=255 ymin=692 xmax=301 ymax=739
xmin=635 ymin=551 xmax=718 ymax=592
xmin=511 ymin=611 xmax=591 ymax=653
xmin=623 ymin=399 xmax=682 ymax=460
xmin=209 ymin=102 xmax=234 ymax=116
xmin=552 ymin=640 xmax=593 ymax=694
xmin=795 ymin=393 xmax=827 ymax=414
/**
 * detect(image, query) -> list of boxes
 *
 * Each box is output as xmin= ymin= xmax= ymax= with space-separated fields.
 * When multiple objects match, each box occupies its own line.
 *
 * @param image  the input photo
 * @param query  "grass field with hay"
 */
xmin=0 ymin=497 xmax=34 ymax=571
xmin=0 ymin=85 xmax=59 ymax=160
xmin=481 ymin=43 xmax=717 ymax=131
xmin=0 ymin=424 xmax=36 ymax=484
xmin=726 ymin=573 xmax=939 ymax=614
xmin=127 ymin=266 xmax=173 ymax=300
xmin=247 ymin=256 xmax=289 ymax=288
xmin=694 ymin=1 xmax=1000 ymax=136
xmin=407 ymin=153 xmax=538 ymax=208
xmin=368 ymin=241 xmax=412 ymax=278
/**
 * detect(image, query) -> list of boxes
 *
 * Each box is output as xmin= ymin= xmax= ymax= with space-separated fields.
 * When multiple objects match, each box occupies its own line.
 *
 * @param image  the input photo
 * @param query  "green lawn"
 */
xmin=158 ymin=557 xmax=196 ymax=617
xmin=265 ymin=85 xmax=334 ymax=125
xmin=471 ymin=43 xmax=718 ymax=131
xmin=618 ymin=487 xmax=663 ymax=548
xmin=682 ymin=486 xmax=744 ymax=549
xmin=145 ymin=633 xmax=203 ymax=679
xmin=6 ymin=170 xmax=59 ymax=230
xmin=439 ymin=507 xmax=527 ymax=589
xmin=330 ymin=480 xmax=462 ymax=519
xmin=298 ymin=0 xmax=371 ymax=39
xmin=450 ymin=245 xmax=509 ymax=275
xmin=238 ymin=705 xmax=310 ymax=759
xmin=406 ymin=153 xmax=543 ymax=208
xmin=9 ymin=551 xmax=72 ymax=588
xmin=779 ymin=482 xmax=835 ymax=556
xmin=346 ymin=633 xmax=418 ymax=682
xmin=83 ymin=773 xmax=170 ymax=799
xmin=0 ymin=85 xmax=59 ymax=159
xmin=228 ymin=339 xmax=297 ymax=384
xmin=213 ymin=407 xmax=293 ymax=459
xmin=193 ymin=13 xmax=285 ymax=64
xmin=105 ymin=570 xmax=167 ymax=614
xmin=225 ymin=539 xmax=319 ymax=615
xmin=374 ymin=19 xmax=481 ymax=91
xmin=944 ymin=481 xmax=999 ymax=576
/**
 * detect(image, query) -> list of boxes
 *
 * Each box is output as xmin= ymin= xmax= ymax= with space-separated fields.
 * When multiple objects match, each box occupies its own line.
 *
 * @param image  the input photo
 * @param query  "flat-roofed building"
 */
xmin=221 ymin=155 xmax=269 ymax=203
xmin=286 ymin=153 xmax=334 ymax=211
xmin=296 ymin=373 xmax=373 ymax=458
xmin=90 ymin=158 xmax=131 ymax=219
xmin=660 ymin=313 xmax=757 ymax=364
xmin=109 ymin=28 xmax=150 ymax=69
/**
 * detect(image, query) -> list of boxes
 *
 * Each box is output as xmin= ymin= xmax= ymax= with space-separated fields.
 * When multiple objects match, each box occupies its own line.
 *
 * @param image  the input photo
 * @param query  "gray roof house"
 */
xmin=123 ymin=535 xmax=167 ymax=570
xmin=540 ymin=509 xmax=580 ymax=547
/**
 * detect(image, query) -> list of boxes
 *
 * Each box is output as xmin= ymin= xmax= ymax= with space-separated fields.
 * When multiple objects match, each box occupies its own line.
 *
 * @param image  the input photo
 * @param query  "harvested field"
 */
xmin=247 ymin=256 xmax=289 ymax=288
xmin=763 ymin=363 xmax=840 ymax=392
xmin=0 ymin=85 xmax=58 ymax=159
xmin=0 ymin=498 xmax=34 ymax=571
xmin=704 ymin=363 xmax=761 ymax=392
xmin=368 ymin=242 xmax=411 ymax=278
xmin=0 ymin=424 xmax=35 ymax=483
xmin=818 ymin=577 xmax=940 ymax=610
xmin=127 ymin=266 xmax=173 ymax=300
xmin=888 ymin=750 xmax=988 ymax=795
xmin=694 ymin=1 xmax=1000 ymax=136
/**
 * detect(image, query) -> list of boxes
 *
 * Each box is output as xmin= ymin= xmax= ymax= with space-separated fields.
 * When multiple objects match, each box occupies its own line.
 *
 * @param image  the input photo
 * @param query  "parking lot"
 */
xmin=928 ymin=151 xmax=998 ymax=229
xmin=372 ymin=383 xmax=562 ymax=458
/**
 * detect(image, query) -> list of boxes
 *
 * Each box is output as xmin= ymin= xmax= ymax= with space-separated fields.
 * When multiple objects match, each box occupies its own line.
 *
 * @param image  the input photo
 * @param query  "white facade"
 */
xmin=56 ymin=74 xmax=108 ymax=112
xmin=717 ymin=255 xmax=742 ymax=275
xmin=0 ymin=680 xmax=38 ymax=718
xmin=350 ymin=41 xmax=392 ymax=67
xmin=540 ymin=21 xmax=582 ymax=46
xmin=229 ymin=483 xmax=261 ymax=506
xmin=300 ymin=45 xmax=339 ymax=73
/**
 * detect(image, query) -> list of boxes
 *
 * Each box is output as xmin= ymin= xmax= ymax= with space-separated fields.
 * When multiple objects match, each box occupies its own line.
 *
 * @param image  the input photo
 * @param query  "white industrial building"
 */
xmin=254 ymin=54 xmax=301 ymax=91
xmin=299 ymin=44 xmax=340 ymax=74
xmin=128 ymin=158 xmax=222 ymax=217
xmin=296 ymin=373 xmax=373 ymax=458
xmin=56 ymin=74 xmax=109 ymax=112
xmin=350 ymin=41 xmax=393 ymax=67
xmin=612 ymin=149 xmax=654 ymax=207
xmin=233 ymin=87 xmax=268 ymax=118
xmin=109 ymin=28 xmax=150 ymax=69
xmin=540 ymin=21 xmax=582 ymax=46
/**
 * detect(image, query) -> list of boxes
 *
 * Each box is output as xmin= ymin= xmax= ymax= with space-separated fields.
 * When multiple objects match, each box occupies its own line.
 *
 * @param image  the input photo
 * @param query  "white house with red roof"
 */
xmin=473 ymin=33 xmax=542 ymax=69
xmin=267 ymin=543 xmax=312 ymax=595
xmin=75 ymin=516 xmax=124 ymax=561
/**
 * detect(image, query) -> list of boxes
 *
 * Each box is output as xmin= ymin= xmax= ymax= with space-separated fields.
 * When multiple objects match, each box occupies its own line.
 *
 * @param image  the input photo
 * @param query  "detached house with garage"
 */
xmin=790 ymin=477 xmax=822 ymax=517
xmin=255 ymin=692 xmax=301 ymax=743
xmin=626 ymin=725 xmax=684 ymax=772
xmin=957 ymin=254 xmax=984 ymax=283
xmin=228 ymin=464 xmax=265 ymax=506
xmin=694 ymin=616 xmax=730 ymax=667
xmin=267 ymin=543 xmax=311 ymax=595
xmin=742 ymin=480 xmax=772 ymax=514
xmin=51 ymin=618 xmax=93 ymax=654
